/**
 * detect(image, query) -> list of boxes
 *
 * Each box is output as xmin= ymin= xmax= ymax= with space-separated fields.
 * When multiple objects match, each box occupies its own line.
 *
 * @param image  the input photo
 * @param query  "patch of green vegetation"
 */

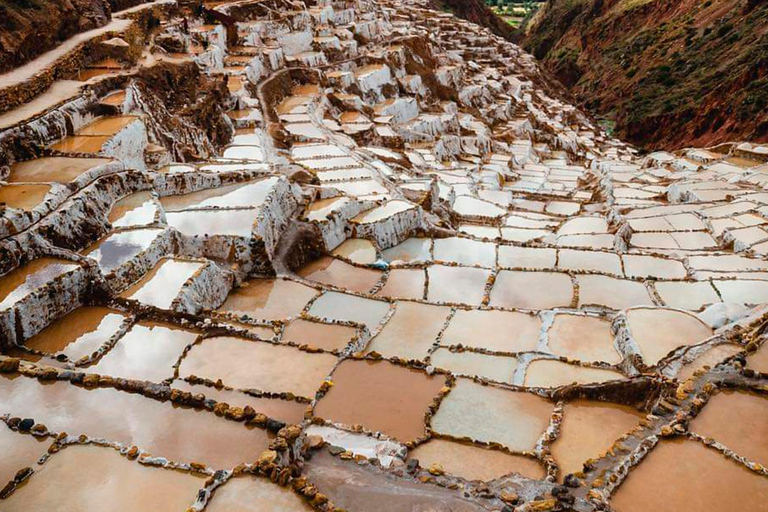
xmin=737 ymin=77 xmax=768 ymax=121
xmin=597 ymin=118 xmax=616 ymax=136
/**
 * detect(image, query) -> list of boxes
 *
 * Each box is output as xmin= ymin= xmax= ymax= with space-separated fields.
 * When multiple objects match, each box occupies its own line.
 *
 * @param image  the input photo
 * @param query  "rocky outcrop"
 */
xmin=127 ymin=61 xmax=235 ymax=161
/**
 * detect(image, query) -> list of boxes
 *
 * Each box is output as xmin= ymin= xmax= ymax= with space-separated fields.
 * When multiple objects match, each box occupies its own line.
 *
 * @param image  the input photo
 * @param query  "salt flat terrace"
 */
xmin=1 ymin=0 xmax=768 ymax=511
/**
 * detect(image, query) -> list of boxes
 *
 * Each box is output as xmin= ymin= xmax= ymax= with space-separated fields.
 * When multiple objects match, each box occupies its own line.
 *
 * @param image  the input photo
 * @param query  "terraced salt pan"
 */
xmin=291 ymin=144 xmax=348 ymax=160
xmin=285 ymin=123 xmax=326 ymax=140
xmin=332 ymin=238 xmax=377 ymax=264
xmin=626 ymin=308 xmax=713 ymax=365
xmin=442 ymin=309 xmax=541 ymax=353
xmin=119 ymin=258 xmax=204 ymax=310
xmin=621 ymin=254 xmax=687 ymax=279
xmin=377 ymin=269 xmax=425 ymax=299
xmin=690 ymin=391 xmax=768 ymax=466
xmin=23 ymin=307 xmax=128 ymax=361
xmin=501 ymin=227 xmax=551 ymax=243
xmin=431 ymin=379 xmax=553 ymax=451
xmin=0 ymin=374 xmax=269 ymax=469
xmin=365 ymin=301 xmax=450 ymax=359
xmin=490 ymin=271 xmax=573 ymax=310
xmin=282 ymin=319 xmax=358 ymax=352
xmin=298 ymin=257 xmax=382 ymax=293
xmin=306 ymin=450 xmax=486 ymax=512
xmin=322 ymin=179 xmax=388 ymax=197
xmin=548 ymin=314 xmax=620 ymax=363
xmin=221 ymin=146 xmax=265 ymax=161
xmin=381 ymin=238 xmax=431 ymax=264
xmin=308 ymin=291 xmax=391 ymax=330
xmin=166 ymin=209 xmax=260 ymax=237
xmin=352 ymin=200 xmax=414 ymax=223
xmin=497 ymin=246 xmax=557 ymax=269
xmin=159 ymin=178 xmax=278 ymax=211
xmin=78 ymin=116 xmax=138 ymax=136
xmin=524 ymin=360 xmax=624 ymax=388
xmin=713 ymin=279 xmax=768 ymax=304
xmin=654 ymin=281 xmax=721 ymax=310
xmin=433 ymin=237 xmax=496 ymax=267
xmin=459 ymin=225 xmax=501 ymax=239
xmin=50 ymin=135 xmax=111 ymax=154
xmin=0 ymin=258 xmax=79 ymax=310
xmin=84 ymin=228 xmax=164 ymax=273
xmin=576 ymin=275 xmax=653 ymax=309
xmin=206 ymin=476 xmax=312 ymax=512
xmin=676 ymin=344 xmax=742 ymax=380
xmin=407 ymin=439 xmax=545 ymax=482
xmin=610 ymin=439 xmax=768 ymax=512
xmin=1 ymin=445 xmax=205 ymax=512
xmin=304 ymin=196 xmax=351 ymax=222
xmin=746 ymin=344 xmax=768 ymax=374
xmin=0 ymin=184 xmax=52 ymax=211
xmin=0 ymin=424 xmax=50 ymax=487
xmin=314 ymin=359 xmax=444 ymax=442
xmin=90 ymin=322 xmax=199 ymax=383
xmin=557 ymin=217 xmax=608 ymax=235
xmin=218 ymin=279 xmax=319 ymax=321
xmin=452 ymin=195 xmax=506 ymax=219
xmin=550 ymin=400 xmax=643 ymax=479
xmin=558 ymin=249 xmax=622 ymax=275
xmin=179 ymin=336 xmax=337 ymax=398
xmin=108 ymin=191 xmax=159 ymax=227
xmin=431 ymin=348 xmax=517 ymax=382
xmin=427 ymin=265 xmax=491 ymax=306
xmin=7 ymin=157 xmax=114 ymax=183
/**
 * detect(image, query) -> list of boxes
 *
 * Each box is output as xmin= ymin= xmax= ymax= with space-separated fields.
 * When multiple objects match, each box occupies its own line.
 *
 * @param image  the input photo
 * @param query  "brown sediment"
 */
xmin=0 ymin=373 xmax=270 ymax=469
xmin=609 ymin=439 xmax=768 ymax=512
xmin=689 ymin=390 xmax=768 ymax=466
xmin=313 ymin=359 xmax=445 ymax=443
xmin=297 ymin=256 xmax=382 ymax=294
xmin=217 ymin=279 xmax=319 ymax=321
xmin=207 ymin=475 xmax=313 ymax=512
xmin=550 ymin=399 xmax=644 ymax=480
xmin=0 ymin=184 xmax=52 ymax=211
xmin=1 ymin=444 xmax=206 ymax=511
xmin=7 ymin=157 xmax=113 ymax=184
xmin=408 ymin=437 xmax=545 ymax=482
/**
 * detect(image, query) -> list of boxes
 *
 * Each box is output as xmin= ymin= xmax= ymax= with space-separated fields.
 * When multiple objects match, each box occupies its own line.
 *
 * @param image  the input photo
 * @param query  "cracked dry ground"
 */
xmin=1 ymin=0 xmax=768 ymax=511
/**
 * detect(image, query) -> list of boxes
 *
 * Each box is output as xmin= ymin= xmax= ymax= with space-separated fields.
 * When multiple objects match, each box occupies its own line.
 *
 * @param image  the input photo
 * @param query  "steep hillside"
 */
xmin=523 ymin=0 xmax=768 ymax=150
xmin=429 ymin=0 xmax=518 ymax=40
xmin=0 ymin=0 xmax=152 ymax=75
xmin=0 ymin=0 xmax=112 ymax=74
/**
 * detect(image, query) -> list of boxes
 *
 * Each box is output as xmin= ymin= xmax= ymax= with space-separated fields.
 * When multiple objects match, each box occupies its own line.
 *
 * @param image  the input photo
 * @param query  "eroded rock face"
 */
xmin=0 ymin=0 xmax=767 ymax=511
